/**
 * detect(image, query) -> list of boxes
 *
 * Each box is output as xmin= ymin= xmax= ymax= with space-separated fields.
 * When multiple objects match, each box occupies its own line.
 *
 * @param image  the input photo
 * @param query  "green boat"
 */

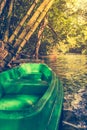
xmin=0 ymin=63 xmax=63 ymax=130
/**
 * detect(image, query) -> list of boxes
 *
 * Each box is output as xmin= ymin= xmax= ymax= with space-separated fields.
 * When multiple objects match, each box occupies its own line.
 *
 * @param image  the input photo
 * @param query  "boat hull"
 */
xmin=0 ymin=63 xmax=63 ymax=130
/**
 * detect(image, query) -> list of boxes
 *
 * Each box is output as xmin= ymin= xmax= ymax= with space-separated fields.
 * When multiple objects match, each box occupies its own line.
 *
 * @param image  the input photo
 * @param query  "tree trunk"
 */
xmin=35 ymin=17 xmax=48 ymax=59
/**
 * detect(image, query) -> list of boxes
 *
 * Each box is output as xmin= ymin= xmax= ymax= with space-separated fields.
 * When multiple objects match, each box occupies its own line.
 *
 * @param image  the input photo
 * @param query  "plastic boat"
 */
xmin=0 ymin=63 xmax=63 ymax=130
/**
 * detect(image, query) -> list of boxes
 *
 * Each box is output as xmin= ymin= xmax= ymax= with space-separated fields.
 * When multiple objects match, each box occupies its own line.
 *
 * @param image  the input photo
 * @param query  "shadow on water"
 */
xmin=45 ymin=54 xmax=87 ymax=130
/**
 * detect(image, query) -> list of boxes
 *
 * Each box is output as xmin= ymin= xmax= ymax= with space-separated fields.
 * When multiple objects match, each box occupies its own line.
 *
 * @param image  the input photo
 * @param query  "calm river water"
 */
xmin=45 ymin=54 xmax=87 ymax=130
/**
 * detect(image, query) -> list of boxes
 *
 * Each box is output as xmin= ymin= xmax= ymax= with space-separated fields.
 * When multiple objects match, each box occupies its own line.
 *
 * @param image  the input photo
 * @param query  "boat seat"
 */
xmin=0 ymin=94 xmax=39 ymax=110
xmin=20 ymin=73 xmax=42 ymax=81
xmin=1 ymin=79 xmax=49 ymax=96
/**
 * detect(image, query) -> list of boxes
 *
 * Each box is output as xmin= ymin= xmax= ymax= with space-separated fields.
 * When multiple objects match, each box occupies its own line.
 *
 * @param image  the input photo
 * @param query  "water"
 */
xmin=45 ymin=54 xmax=87 ymax=130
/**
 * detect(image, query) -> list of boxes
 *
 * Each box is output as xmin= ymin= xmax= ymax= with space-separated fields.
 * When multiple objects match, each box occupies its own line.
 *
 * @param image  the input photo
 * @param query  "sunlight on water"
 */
xmin=45 ymin=54 xmax=87 ymax=130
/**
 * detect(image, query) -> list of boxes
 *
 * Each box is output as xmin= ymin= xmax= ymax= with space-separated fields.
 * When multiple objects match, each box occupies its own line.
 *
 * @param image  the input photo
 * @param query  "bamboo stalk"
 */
xmin=14 ymin=0 xmax=50 ymax=48
xmin=16 ymin=0 xmax=55 ymax=54
xmin=4 ymin=0 xmax=14 ymax=42
xmin=0 ymin=0 xmax=7 ymax=15
xmin=8 ymin=0 xmax=39 ymax=44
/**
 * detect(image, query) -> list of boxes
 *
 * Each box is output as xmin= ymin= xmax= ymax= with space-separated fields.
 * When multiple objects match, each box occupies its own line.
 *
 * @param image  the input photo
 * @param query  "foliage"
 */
xmin=45 ymin=0 xmax=87 ymax=54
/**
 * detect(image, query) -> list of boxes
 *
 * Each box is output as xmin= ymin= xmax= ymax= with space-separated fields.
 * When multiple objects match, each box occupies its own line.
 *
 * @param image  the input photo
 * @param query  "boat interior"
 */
xmin=0 ymin=63 xmax=52 ymax=111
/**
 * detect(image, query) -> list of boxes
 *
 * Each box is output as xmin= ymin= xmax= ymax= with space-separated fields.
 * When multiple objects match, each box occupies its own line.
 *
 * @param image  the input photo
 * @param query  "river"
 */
xmin=45 ymin=54 xmax=87 ymax=130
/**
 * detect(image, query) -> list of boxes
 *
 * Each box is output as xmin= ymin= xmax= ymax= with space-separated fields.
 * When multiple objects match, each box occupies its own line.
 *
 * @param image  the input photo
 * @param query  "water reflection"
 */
xmin=45 ymin=54 xmax=87 ymax=130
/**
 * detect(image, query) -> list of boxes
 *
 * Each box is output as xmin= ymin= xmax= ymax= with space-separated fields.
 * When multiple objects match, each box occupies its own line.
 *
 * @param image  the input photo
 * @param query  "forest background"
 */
xmin=0 ymin=0 xmax=87 ymax=58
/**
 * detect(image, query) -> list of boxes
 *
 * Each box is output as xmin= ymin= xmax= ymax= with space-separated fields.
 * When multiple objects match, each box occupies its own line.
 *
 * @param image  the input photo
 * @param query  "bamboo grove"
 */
xmin=0 ymin=0 xmax=55 ymax=70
